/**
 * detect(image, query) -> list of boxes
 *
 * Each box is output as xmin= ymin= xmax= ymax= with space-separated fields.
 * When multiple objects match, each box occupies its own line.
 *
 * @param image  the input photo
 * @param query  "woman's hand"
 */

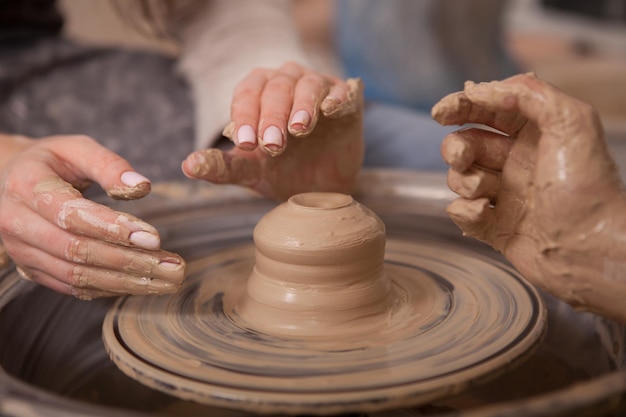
xmin=0 ymin=134 xmax=185 ymax=299
xmin=432 ymin=73 xmax=626 ymax=322
xmin=182 ymin=62 xmax=364 ymax=200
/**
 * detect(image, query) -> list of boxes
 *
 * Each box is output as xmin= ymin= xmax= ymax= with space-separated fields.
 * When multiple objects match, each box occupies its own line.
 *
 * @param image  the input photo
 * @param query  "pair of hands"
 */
xmin=433 ymin=73 xmax=626 ymax=322
xmin=0 ymin=62 xmax=363 ymax=299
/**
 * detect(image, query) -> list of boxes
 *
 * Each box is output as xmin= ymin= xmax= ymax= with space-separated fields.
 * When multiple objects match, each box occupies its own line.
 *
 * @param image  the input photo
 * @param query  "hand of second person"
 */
xmin=182 ymin=62 xmax=364 ymax=200
xmin=432 ymin=73 xmax=626 ymax=321
xmin=0 ymin=134 xmax=185 ymax=299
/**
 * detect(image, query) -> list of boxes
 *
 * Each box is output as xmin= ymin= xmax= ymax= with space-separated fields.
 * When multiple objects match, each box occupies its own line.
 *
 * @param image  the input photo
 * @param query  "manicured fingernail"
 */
xmin=236 ymin=125 xmax=256 ymax=146
xmin=290 ymin=110 xmax=311 ymax=130
xmin=129 ymin=230 xmax=160 ymax=250
xmin=121 ymin=171 xmax=150 ymax=187
xmin=262 ymin=126 xmax=283 ymax=148
xmin=159 ymin=260 xmax=183 ymax=271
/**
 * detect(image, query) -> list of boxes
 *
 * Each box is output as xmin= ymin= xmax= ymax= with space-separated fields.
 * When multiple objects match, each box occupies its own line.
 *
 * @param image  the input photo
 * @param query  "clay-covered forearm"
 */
xmin=168 ymin=0 xmax=312 ymax=149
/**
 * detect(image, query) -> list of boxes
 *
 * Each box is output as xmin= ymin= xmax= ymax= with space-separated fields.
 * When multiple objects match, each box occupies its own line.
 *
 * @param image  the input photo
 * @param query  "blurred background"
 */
xmin=57 ymin=0 xmax=626 ymax=171
xmin=507 ymin=0 xmax=626 ymax=142
xmin=58 ymin=0 xmax=626 ymax=138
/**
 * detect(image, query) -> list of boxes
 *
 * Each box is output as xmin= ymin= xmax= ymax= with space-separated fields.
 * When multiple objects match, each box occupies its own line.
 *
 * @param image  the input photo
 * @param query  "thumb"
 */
xmin=49 ymin=135 xmax=151 ymax=200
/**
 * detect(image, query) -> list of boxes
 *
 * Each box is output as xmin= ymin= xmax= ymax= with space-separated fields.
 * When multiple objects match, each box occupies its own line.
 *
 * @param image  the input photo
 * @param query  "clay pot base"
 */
xmin=103 ymin=230 xmax=546 ymax=415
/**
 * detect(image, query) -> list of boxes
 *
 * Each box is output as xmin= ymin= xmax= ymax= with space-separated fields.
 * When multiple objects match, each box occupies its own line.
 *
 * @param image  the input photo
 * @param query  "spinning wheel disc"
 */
xmin=103 ymin=236 xmax=546 ymax=415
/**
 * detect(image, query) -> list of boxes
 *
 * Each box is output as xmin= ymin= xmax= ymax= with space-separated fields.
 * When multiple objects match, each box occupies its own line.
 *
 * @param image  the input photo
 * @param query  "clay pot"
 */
xmin=235 ymin=192 xmax=392 ymax=338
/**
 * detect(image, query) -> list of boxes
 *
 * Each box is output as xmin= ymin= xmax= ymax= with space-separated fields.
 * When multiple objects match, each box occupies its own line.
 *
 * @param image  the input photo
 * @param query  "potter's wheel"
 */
xmin=102 ymin=186 xmax=547 ymax=415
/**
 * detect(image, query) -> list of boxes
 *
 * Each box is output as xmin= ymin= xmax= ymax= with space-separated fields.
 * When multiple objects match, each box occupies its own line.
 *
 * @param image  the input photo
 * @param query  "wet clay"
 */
xmin=431 ymin=74 xmax=626 ymax=323
xmin=233 ymin=192 xmax=392 ymax=338
xmin=103 ymin=192 xmax=546 ymax=415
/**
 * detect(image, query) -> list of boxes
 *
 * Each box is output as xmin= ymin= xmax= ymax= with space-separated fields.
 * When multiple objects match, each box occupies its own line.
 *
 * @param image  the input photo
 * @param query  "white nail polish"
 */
xmin=262 ymin=126 xmax=283 ymax=147
xmin=159 ymin=261 xmax=182 ymax=271
xmin=129 ymin=231 xmax=160 ymax=250
xmin=121 ymin=171 xmax=150 ymax=187
xmin=237 ymin=125 xmax=256 ymax=145
xmin=290 ymin=110 xmax=310 ymax=127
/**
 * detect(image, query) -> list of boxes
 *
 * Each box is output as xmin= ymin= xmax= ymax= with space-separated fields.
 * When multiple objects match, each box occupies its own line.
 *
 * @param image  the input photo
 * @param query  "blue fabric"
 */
xmin=335 ymin=0 xmax=518 ymax=170
xmin=0 ymin=38 xmax=194 ymax=184
xmin=362 ymin=102 xmax=453 ymax=171
xmin=336 ymin=0 xmax=518 ymax=112
xmin=336 ymin=0 xmax=456 ymax=113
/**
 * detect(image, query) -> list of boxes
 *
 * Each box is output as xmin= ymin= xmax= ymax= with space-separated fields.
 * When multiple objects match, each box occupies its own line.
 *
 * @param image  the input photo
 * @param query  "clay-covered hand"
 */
xmin=0 ymin=134 xmax=185 ymax=299
xmin=432 ymin=73 xmax=626 ymax=322
xmin=182 ymin=61 xmax=364 ymax=200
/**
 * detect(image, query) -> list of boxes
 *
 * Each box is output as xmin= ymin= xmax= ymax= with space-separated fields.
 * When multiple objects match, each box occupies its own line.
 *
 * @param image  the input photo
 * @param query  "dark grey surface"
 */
xmin=0 ymin=37 xmax=195 ymax=185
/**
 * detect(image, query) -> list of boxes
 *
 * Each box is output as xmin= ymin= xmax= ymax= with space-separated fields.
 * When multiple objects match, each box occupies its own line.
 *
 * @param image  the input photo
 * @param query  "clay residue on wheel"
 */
xmin=103 ymin=192 xmax=546 ymax=415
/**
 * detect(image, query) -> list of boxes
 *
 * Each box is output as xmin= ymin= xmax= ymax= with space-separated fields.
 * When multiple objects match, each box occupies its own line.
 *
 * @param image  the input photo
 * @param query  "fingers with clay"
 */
xmin=222 ymin=61 xmax=355 ymax=156
xmin=11 ymin=237 xmax=184 ymax=300
xmin=442 ymin=128 xmax=511 ymax=201
xmin=432 ymin=83 xmax=521 ymax=241
xmin=434 ymin=74 xmax=626 ymax=322
xmin=0 ymin=135 xmax=185 ymax=299
xmin=182 ymin=62 xmax=363 ymax=199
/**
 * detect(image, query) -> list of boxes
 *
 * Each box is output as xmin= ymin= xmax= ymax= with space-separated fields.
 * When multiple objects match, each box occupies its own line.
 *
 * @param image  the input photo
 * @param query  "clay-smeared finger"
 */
xmin=6 ymin=220 xmax=185 ymax=282
xmin=257 ymin=73 xmax=297 ymax=155
xmin=44 ymin=266 xmax=179 ymax=299
xmin=182 ymin=148 xmax=260 ymax=187
xmin=446 ymin=197 xmax=495 ymax=243
xmin=463 ymin=74 xmax=554 ymax=122
xmin=462 ymin=73 xmax=599 ymax=139
xmin=447 ymin=167 xmax=500 ymax=202
xmin=14 ymin=264 xmax=117 ymax=299
xmin=321 ymin=78 xmax=362 ymax=118
xmin=431 ymin=90 xmax=527 ymax=136
xmin=29 ymin=178 xmax=161 ymax=250
xmin=62 ymin=237 xmax=184 ymax=282
xmin=442 ymin=128 xmax=513 ymax=172
xmin=40 ymin=135 xmax=151 ymax=200
xmin=288 ymin=73 xmax=330 ymax=137
xmin=464 ymin=74 xmax=613 ymax=188
xmin=15 ymin=246 xmax=183 ymax=298
xmin=69 ymin=267 xmax=181 ymax=296
xmin=229 ymin=68 xmax=270 ymax=149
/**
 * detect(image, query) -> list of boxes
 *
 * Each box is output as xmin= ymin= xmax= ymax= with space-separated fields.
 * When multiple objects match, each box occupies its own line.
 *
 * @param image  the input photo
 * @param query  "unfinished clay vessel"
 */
xmin=234 ymin=192 xmax=392 ymax=338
